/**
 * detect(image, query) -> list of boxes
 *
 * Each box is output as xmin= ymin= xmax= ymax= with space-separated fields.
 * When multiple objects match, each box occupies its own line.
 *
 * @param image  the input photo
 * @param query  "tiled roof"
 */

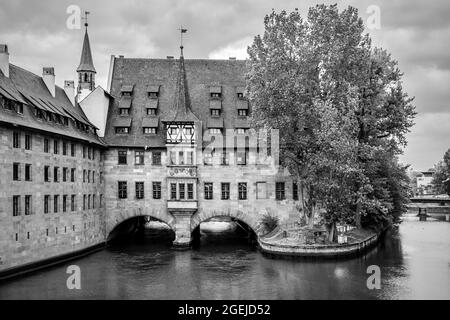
xmin=0 ymin=64 xmax=104 ymax=146
xmin=142 ymin=117 xmax=159 ymax=127
xmin=104 ymin=57 xmax=249 ymax=147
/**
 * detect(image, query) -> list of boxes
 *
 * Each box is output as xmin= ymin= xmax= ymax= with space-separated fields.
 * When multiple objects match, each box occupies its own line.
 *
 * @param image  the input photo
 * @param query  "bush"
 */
xmin=261 ymin=213 xmax=279 ymax=233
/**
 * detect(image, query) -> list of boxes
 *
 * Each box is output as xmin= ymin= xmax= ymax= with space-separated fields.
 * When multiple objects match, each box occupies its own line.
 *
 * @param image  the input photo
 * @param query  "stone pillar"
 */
xmin=172 ymin=211 xmax=193 ymax=249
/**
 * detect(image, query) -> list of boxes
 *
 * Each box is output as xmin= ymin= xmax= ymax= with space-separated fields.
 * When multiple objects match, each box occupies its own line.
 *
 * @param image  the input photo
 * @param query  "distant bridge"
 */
xmin=408 ymin=196 xmax=450 ymax=221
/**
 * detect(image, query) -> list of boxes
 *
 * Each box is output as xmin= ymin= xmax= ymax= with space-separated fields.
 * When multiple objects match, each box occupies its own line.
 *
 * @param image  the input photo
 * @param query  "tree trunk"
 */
xmin=327 ymin=221 xmax=337 ymax=243
xmin=355 ymin=202 xmax=362 ymax=228
xmin=308 ymin=206 xmax=315 ymax=229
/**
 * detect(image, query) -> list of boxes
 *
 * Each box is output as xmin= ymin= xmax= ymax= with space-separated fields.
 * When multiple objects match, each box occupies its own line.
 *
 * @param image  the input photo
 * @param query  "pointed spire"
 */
xmin=166 ymin=30 xmax=199 ymax=123
xmin=77 ymin=21 xmax=96 ymax=73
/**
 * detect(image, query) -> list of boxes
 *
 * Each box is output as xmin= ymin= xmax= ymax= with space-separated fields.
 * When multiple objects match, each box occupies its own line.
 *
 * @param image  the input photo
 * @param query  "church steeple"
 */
xmin=77 ymin=11 xmax=96 ymax=96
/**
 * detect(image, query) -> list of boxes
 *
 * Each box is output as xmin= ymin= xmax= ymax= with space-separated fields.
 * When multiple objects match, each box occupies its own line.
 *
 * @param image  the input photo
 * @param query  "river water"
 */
xmin=0 ymin=214 xmax=449 ymax=300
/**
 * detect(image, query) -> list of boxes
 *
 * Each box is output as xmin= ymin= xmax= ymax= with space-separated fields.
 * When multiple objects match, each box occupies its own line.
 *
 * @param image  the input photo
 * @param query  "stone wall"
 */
xmin=0 ymin=125 xmax=106 ymax=271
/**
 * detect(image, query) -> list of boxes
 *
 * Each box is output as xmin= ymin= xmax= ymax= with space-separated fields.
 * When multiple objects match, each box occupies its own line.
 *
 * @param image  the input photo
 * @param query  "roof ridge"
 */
xmin=9 ymin=64 xmax=67 ymax=91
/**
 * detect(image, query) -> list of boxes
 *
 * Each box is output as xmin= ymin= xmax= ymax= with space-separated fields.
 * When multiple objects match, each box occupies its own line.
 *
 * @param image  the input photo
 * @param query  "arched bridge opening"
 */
xmin=107 ymin=215 xmax=175 ymax=245
xmin=191 ymin=216 xmax=258 ymax=248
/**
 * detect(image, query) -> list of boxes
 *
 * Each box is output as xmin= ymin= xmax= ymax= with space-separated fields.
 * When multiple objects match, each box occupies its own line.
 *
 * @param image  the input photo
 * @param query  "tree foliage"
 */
xmin=432 ymin=149 xmax=450 ymax=196
xmin=246 ymin=5 xmax=415 ymax=238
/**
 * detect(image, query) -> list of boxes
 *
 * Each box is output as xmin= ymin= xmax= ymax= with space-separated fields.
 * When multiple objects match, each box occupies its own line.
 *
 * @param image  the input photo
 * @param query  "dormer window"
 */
xmin=120 ymin=108 xmax=129 ymax=115
xmin=122 ymin=92 xmax=131 ymax=97
xmin=238 ymin=109 xmax=248 ymax=116
xmin=120 ymin=85 xmax=134 ymax=97
xmin=147 ymin=108 xmax=156 ymax=115
xmin=115 ymin=127 xmax=129 ymax=134
xmin=146 ymin=85 xmax=160 ymax=98
xmin=210 ymin=86 xmax=222 ymax=99
xmin=209 ymin=128 xmax=222 ymax=135
xmin=211 ymin=109 xmax=220 ymax=116
xmin=237 ymin=92 xmax=244 ymax=99
xmin=143 ymin=127 xmax=157 ymax=134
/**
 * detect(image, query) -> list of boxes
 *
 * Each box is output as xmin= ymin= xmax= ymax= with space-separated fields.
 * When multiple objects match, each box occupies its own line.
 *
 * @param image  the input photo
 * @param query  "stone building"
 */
xmin=0 ymin=26 xmax=300 ymax=274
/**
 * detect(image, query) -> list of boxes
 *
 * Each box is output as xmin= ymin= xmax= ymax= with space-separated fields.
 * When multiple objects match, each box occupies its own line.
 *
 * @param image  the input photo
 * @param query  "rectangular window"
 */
xmin=54 ymin=167 xmax=59 ymax=182
xmin=93 ymin=195 xmax=96 ymax=209
xmin=209 ymin=128 xmax=221 ymax=135
xmin=99 ymin=194 xmax=103 ymax=208
xmin=63 ymin=167 xmax=68 ymax=182
xmin=169 ymin=151 xmax=176 ymax=165
xmin=204 ymin=183 xmax=213 ymax=200
xmin=71 ymin=143 xmax=75 ymax=156
xmin=119 ymin=108 xmax=129 ymax=115
xmin=136 ymin=182 xmax=144 ymax=199
xmin=44 ymin=166 xmax=50 ymax=182
xmin=115 ymin=127 xmax=129 ymax=134
xmin=54 ymin=195 xmax=59 ymax=213
xmin=236 ymin=150 xmax=247 ymax=165
xmin=118 ymin=150 xmax=127 ymax=164
xmin=147 ymin=108 xmax=156 ymax=115
xmin=83 ymin=195 xmax=86 ymax=210
xmin=44 ymin=195 xmax=50 ymax=213
xmin=187 ymin=183 xmax=194 ymax=200
xmin=62 ymin=141 xmax=67 ymax=155
xmin=293 ymin=182 xmax=299 ymax=200
xmin=221 ymin=152 xmax=229 ymax=165
xmin=135 ymin=150 xmax=144 ymax=165
xmin=25 ymin=134 xmax=32 ymax=150
xmin=53 ymin=140 xmax=59 ymax=154
xmin=210 ymin=109 xmax=220 ymax=116
xmin=13 ymin=195 xmax=20 ymax=216
xmin=88 ymin=195 xmax=91 ymax=209
xmin=87 ymin=170 xmax=90 ymax=183
xmin=276 ymin=182 xmax=286 ymax=200
xmin=92 ymin=170 xmax=95 ymax=183
xmin=25 ymin=195 xmax=32 ymax=215
xmin=238 ymin=183 xmax=247 ymax=200
xmin=170 ymin=183 xmax=177 ymax=200
xmin=236 ymin=128 xmax=246 ymax=135
xmin=179 ymin=183 xmax=185 ymax=200
xmin=179 ymin=151 xmax=185 ymax=165
xmin=153 ymin=182 xmax=161 ymax=199
xmin=71 ymin=195 xmax=75 ymax=211
xmin=13 ymin=162 xmax=20 ymax=181
xmin=13 ymin=132 xmax=20 ymax=148
xmin=152 ymin=152 xmax=161 ymax=165
xmin=25 ymin=164 xmax=31 ymax=181
xmin=63 ymin=195 xmax=67 ymax=212
xmin=71 ymin=168 xmax=75 ymax=182
xmin=221 ymin=183 xmax=230 ymax=200
xmin=186 ymin=151 xmax=194 ymax=165
xmin=83 ymin=170 xmax=86 ymax=183
xmin=256 ymin=182 xmax=267 ymax=199
xmin=44 ymin=138 xmax=49 ymax=153
xmin=143 ymin=127 xmax=157 ymax=134
xmin=118 ymin=181 xmax=127 ymax=199
xmin=238 ymin=109 xmax=248 ymax=116
xmin=83 ymin=146 xmax=86 ymax=158
xmin=210 ymin=92 xmax=221 ymax=98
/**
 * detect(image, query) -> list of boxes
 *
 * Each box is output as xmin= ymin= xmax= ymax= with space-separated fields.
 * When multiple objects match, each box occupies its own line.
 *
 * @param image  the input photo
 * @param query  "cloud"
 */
xmin=0 ymin=0 xmax=449 ymax=170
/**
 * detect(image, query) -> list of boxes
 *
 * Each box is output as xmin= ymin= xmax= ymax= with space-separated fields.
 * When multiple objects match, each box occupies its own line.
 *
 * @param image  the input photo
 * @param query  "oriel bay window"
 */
xmin=187 ymin=183 xmax=194 ymax=200
xmin=179 ymin=183 xmax=185 ymax=200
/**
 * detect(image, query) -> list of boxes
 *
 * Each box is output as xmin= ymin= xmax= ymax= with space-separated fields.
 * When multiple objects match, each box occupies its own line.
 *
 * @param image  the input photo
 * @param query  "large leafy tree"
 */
xmin=432 ymin=149 xmax=450 ymax=196
xmin=247 ymin=5 xmax=415 ymax=237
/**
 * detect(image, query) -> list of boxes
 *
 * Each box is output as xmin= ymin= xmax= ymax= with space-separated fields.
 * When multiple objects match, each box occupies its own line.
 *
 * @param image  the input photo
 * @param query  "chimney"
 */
xmin=64 ymin=80 xmax=75 ymax=105
xmin=42 ymin=67 xmax=55 ymax=97
xmin=0 ymin=44 xmax=9 ymax=77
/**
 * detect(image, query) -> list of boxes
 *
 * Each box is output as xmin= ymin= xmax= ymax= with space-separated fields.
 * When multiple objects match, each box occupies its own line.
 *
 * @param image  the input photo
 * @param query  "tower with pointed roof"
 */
xmin=77 ymin=12 xmax=96 ymax=102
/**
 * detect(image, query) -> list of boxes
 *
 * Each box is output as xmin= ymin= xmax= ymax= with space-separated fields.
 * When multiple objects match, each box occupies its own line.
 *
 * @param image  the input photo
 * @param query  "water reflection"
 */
xmin=0 ymin=215 xmax=449 ymax=299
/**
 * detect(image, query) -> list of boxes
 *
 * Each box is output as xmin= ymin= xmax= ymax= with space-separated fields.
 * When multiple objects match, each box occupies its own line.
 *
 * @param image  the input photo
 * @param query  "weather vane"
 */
xmin=178 ymin=26 xmax=188 ymax=54
xmin=82 ymin=10 xmax=90 ymax=28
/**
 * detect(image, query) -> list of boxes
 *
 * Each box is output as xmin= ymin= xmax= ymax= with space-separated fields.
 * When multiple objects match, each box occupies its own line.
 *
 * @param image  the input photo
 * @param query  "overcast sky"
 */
xmin=0 ymin=0 xmax=449 ymax=171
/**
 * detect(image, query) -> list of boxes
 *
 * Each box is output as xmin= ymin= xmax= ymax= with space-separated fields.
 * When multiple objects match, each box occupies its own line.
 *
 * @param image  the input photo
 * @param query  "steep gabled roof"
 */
xmin=0 ymin=64 xmax=104 ymax=146
xmin=104 ymin=57 xmax=248 ymax=147
xmin=77 ymin=29 xmax=96 ymax=73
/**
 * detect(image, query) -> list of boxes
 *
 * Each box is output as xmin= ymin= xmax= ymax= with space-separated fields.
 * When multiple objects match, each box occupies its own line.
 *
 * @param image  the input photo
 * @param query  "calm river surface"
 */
xmin=1 ymin=214 xmax=449 ymax=299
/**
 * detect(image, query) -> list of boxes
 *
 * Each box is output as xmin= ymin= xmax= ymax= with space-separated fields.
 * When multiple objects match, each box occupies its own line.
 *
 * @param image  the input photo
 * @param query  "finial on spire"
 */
xmin=82 ymin=11 xmax=90 ymax=28
xmin=178 ymin=26 xmax=187 ymax=56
